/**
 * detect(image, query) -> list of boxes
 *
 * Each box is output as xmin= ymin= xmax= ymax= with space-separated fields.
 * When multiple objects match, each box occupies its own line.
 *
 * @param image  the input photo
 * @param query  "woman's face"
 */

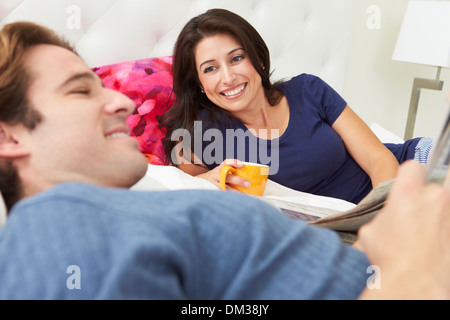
xmin=195 ymin=33 xmax=265 ymax=114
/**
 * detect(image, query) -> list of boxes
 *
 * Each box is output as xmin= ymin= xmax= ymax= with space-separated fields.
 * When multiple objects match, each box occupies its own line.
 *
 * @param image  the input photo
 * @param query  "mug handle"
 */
xmin=220 ymin=166 xmax=236 ymax=191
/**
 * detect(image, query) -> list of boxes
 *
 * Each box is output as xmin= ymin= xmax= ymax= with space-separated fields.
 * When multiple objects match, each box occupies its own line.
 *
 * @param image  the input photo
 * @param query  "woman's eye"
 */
xmin=204 ymin=66 xmax=216 ymax=74
xmin=232 ymin=55 xmax=244 ymax=63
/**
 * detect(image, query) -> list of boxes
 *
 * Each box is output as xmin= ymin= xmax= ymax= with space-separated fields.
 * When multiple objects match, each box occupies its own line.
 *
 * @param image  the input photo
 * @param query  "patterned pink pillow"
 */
xmin=93 ymin=56 xmax=174 ymax=165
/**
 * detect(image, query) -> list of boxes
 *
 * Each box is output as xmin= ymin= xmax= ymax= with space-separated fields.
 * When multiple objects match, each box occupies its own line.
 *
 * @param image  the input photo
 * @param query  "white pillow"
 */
xmin=132 ymin=164 xmax=218 ymax=192
xmin=370 ymin=123 xmax=405 ymax=144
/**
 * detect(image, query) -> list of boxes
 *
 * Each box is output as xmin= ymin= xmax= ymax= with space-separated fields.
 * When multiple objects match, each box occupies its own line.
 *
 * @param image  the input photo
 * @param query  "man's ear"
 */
xmin=0 ymin=123 xmax=30 ymax=158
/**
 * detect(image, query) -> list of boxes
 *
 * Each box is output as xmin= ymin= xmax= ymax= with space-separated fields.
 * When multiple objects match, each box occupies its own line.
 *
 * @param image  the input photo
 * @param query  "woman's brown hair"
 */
xmin=160 ymin=9 xmax=283 ymax=165
xmin=0 ymin=22 xmax=76 ymax=211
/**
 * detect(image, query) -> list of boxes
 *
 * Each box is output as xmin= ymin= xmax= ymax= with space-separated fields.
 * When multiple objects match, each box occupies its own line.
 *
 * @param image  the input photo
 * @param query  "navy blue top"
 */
xmin=197 ymin=74 xmax=418 ymax=204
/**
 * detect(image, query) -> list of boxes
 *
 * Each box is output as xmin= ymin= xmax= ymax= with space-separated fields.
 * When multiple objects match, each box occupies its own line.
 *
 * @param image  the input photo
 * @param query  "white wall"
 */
xmin=344 ymin=0 xmax=450 ymax=141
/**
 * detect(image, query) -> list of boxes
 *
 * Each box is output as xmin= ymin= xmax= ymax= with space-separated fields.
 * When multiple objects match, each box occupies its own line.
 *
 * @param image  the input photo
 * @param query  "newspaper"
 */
xmin=425 ymin=109 xmax=450 ymax=185
xmin=264 ymin=107 xmax=450 ymax=235
xmin=263 ymin=179 xmax=392 ymax=233
xmin=307 ymin=179 xmax=392 ymax=232
xmin=261 ymin=179 xmax=356 ymax=220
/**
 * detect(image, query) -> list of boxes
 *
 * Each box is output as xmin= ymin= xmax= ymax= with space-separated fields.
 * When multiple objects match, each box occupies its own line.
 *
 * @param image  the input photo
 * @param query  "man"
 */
xmin=0 ymin=22 xmax=449 ymax=300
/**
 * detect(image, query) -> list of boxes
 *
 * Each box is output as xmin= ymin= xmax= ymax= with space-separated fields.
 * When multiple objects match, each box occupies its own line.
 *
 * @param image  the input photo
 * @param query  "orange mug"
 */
xmin=220 ymin=162 xmax=270 ymax=196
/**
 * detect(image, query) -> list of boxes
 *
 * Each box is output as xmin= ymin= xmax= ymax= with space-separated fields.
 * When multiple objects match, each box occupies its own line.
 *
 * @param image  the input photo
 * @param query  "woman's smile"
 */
xmin=220 ymin=83 xmax=247 ymax=99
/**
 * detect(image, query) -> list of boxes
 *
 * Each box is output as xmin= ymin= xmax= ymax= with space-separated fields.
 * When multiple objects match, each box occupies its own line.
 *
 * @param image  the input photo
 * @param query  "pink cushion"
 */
xmin=93 ymin=56 xmax=174 ymax=165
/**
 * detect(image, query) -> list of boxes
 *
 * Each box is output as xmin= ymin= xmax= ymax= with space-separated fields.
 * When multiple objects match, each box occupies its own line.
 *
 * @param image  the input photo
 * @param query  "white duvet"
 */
xmin=0 ymin=123 xmax=403 ymax=227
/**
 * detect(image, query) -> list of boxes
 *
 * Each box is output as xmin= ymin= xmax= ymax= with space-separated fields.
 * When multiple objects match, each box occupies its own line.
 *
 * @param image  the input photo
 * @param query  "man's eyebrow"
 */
xmin=57 ymin=71 xmax=104 ymax=91
xmin=199 ymin=47 xmax=245 ymax=69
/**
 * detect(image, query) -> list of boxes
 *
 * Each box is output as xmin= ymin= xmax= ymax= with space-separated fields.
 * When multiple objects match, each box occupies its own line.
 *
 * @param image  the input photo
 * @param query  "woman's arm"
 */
xmin=177 ymin=162 xmax=209 ymax=176
xmin=332 ymin=106 xmax=399 ymax=188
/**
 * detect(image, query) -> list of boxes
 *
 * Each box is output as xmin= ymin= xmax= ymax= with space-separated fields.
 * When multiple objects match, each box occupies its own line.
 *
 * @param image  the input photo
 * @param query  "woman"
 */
xmin=160 ymin=8 xmax=425 ymax=204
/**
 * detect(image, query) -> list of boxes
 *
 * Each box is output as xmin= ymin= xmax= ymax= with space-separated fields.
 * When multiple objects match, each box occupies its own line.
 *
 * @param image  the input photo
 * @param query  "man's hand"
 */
xmin=358 ymin=161 xmax=450 ymax=299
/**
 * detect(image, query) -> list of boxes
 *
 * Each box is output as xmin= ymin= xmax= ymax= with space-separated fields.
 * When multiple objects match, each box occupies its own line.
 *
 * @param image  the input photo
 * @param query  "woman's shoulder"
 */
xmin=282 ymin=73 xmax=324 ymax=87
xmin=279 ymin=73 xmax=324 ymax=95
xmin=281 ymin=74 xmax=338 ymax=99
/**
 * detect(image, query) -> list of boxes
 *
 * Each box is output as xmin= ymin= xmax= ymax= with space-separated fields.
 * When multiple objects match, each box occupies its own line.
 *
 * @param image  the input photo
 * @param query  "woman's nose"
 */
xmin=221 ymin=66 xmax=237 ymax=85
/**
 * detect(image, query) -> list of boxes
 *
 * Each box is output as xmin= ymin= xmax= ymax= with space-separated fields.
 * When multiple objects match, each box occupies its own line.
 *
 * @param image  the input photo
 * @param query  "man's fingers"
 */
xmin=444 ymin=167 xmax=450 ymax=192
xmin=397 ymin=161 xmax=426 ymax=184
xmin=389 ymin=161 xmax=426 ymax=198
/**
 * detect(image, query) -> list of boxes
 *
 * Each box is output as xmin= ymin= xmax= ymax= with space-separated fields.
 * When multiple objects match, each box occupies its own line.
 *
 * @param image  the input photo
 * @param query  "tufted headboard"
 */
xmin=0 ymin=0 xmax=354 ymax=93
xmin=0 ymin=0 xmax=355 ymax=225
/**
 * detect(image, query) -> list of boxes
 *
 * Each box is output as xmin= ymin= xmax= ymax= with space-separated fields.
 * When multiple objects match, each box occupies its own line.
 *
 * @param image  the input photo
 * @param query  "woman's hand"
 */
xmin=197 ymin=159 xmax=251 ymax=192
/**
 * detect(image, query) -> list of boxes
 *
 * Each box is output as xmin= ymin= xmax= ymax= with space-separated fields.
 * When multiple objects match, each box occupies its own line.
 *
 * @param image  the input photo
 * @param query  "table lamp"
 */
xmin=392 ymin=0 xmax=450 ymax=140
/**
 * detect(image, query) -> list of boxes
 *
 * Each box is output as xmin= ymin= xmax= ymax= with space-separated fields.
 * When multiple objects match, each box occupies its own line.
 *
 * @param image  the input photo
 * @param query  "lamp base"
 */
xmin=404 ymin=68 xmax=444 ymax=140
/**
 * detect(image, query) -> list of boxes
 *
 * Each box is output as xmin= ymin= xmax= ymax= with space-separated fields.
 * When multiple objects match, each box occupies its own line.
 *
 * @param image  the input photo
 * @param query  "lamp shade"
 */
xmin=393 ymin=0 xmax=450 ymax=68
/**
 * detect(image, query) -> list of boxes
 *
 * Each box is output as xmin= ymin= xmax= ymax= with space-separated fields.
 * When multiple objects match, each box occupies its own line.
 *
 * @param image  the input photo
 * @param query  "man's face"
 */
xmin=20 ymin=44 xmax=148 ymax=190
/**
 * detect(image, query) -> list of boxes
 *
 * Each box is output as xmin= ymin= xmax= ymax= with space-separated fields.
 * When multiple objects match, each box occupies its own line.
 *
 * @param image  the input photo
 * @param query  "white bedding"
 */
xmin=132 ymin=164 xmax=357 ymax=213
xmin=0 ymin=123 xmax=403 ymax=228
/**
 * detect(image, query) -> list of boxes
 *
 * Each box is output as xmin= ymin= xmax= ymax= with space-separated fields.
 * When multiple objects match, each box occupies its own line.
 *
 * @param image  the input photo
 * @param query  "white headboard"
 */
xmin=1 ymin=0 xmax=354 ymax=93
xmin=0 ymin=0 xmax=354 ymax=224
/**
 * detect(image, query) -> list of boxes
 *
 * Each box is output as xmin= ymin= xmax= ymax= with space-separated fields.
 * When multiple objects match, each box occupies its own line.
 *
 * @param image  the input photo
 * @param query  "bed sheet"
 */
xmin=0 ymin=123 xmax=405 ymax=228
xmin=132 ymin=164 xmax=357 ymax=214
